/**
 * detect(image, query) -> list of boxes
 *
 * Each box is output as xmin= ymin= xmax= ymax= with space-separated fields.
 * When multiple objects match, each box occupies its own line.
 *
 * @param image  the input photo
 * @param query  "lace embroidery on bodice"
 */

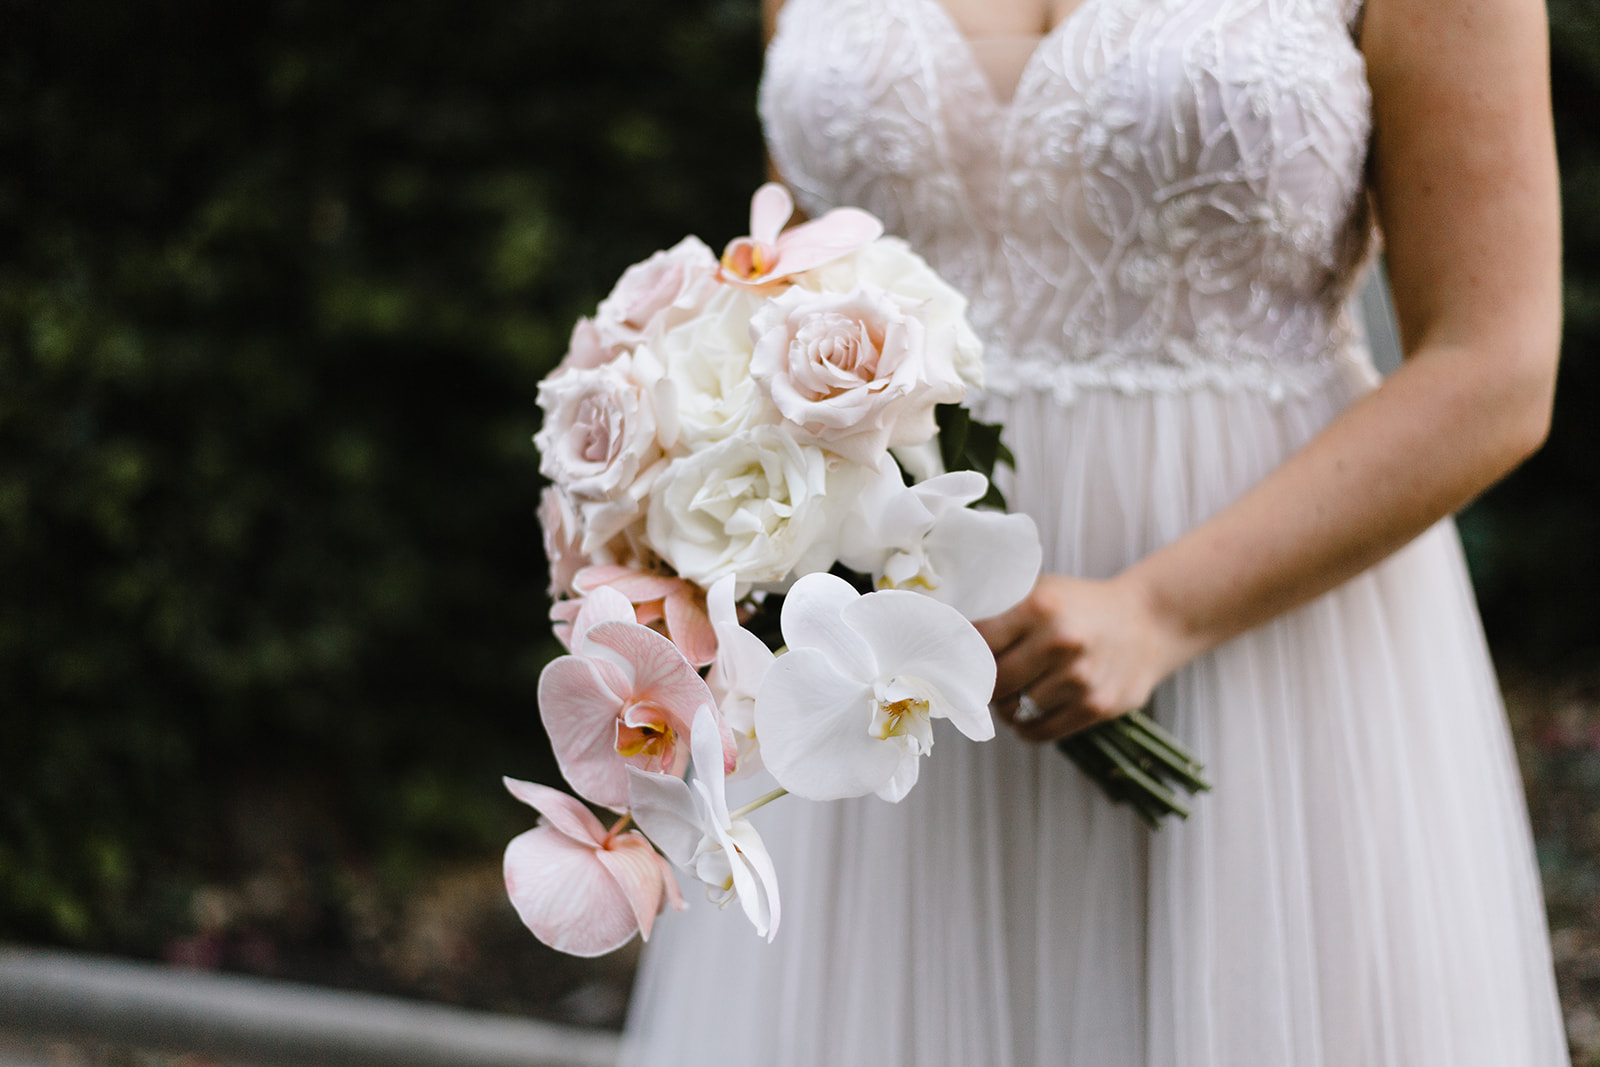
xmin=759 ymin=0 xmax=1375 ymax=401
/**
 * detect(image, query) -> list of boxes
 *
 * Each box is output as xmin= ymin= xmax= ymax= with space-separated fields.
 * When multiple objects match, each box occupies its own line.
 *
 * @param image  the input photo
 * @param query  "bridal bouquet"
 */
xmin=505 ymin=185 xmax=1205 ymax=957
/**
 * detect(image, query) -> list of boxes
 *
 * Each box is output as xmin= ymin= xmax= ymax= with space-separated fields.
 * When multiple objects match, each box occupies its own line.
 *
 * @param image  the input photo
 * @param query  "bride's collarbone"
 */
xmin=935 ymin=0 xmax=1086 ymax=36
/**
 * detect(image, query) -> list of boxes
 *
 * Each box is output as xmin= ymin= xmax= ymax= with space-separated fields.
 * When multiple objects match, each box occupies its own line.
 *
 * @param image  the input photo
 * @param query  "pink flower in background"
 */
xmin=502 ymin=777 xmax=682 ymax=957
xmin=719 ymin=183 xmax=883 ymax=289
xmin=540 ymin=587 xmax=730 ymax=810
xmin=573 ymin=563 xmax=717 ymax=667
xmin=594 ymin=236 xmax=720 ymax=351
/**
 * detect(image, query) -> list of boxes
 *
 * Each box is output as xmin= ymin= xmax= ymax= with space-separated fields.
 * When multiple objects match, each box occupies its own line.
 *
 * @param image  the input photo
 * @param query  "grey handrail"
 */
xmin=0 ymin=946 xmax=619 ymax=1067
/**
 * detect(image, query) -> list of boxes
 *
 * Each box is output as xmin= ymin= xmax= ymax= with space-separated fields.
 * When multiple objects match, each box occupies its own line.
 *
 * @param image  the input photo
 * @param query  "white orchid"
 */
xmin=754 ymin=572 xmax=996 ymax=803
xmin=705 ymin=576 xmax=776 ymax=778
xmin=837 ymin=461 xmax=1042 ymax=621
xmin=627 ymin=705 xmax=783 ymax=941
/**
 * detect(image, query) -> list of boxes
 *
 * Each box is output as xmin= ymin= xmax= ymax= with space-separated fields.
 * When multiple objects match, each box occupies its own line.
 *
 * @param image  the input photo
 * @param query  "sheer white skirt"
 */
xmin=618 ymin=356 xmax=1568 ymax=1067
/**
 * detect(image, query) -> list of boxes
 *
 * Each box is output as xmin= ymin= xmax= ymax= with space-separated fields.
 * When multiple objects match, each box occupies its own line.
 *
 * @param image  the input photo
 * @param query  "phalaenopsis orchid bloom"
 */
xmin=502 ymin=777 xmax=682 ymax=957
xmin=539 ymin=586 xmax=733 ymax=811
xmin=719 ymin=183 xmax=883 ymax=289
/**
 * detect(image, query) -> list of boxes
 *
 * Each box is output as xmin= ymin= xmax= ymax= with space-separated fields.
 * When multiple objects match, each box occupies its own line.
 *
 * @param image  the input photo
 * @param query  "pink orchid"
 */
xmin=540 ymin=586 xmax=734 ymax=811
xmin=719 ymin=183 xmax=883 ymax=289
xmin=573 ymin=563 xmax=718 ymax=667
xmin=502 ymin=777 xmax=683 ymax=957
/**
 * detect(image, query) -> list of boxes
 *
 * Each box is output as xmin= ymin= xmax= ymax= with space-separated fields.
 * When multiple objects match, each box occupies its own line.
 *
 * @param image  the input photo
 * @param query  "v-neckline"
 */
xmin=912 ymin=0 xmax=1100 ymax=111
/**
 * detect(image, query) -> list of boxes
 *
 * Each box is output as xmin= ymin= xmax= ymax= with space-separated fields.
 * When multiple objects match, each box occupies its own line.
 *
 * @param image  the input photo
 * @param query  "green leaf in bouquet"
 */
xmin=934 ymin=403 xmax=1016 ymax=510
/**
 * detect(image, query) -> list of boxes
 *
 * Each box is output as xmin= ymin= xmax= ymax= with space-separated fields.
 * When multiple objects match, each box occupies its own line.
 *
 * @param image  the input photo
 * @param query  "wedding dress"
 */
xmin=619 ymin=0 xmax=1570 ymax=1062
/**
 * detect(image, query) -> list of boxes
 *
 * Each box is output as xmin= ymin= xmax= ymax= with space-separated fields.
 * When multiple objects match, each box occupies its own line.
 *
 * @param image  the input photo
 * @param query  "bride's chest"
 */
xmin=760 ymin=0 xmax=1371 ymax=236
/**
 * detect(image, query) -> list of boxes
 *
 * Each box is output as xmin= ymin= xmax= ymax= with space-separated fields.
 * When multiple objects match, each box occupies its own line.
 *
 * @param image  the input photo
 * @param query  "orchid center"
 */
xmin=869 ymin=679 xmax=934 ymax=755
xmin=721 ymin=238 xmax=775 ymax=281
xmin=615 ymin=713 xmax=675 ymax=765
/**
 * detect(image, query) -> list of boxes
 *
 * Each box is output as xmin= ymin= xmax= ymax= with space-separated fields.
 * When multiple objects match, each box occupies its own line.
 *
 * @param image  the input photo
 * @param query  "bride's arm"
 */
xmin=980 ymin=0 xmax=1561 ymax=740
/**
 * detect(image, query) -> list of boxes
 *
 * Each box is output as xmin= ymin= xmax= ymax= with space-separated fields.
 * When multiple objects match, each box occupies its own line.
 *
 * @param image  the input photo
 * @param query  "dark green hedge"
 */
xmin=0 ymin=0 xmax=1595 ymax=954
xmin=0 ymin=0 xmax=763 ymax=948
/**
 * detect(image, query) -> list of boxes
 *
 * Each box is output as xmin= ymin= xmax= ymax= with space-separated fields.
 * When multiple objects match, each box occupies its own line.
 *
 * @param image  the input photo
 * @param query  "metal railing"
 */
xmin=0 ymin=946 xmax=620 ymax=1067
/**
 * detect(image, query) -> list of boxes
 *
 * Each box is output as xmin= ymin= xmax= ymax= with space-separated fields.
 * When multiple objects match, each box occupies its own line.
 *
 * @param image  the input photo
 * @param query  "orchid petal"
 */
xmin=501 ymin=777 xmax=607 ymax=845
xmin=539 ymin=655 xmax=633 ymax=809
xmin=778 ymin=572 xmax=877 ymax=682
xmin=570 ymin=585 xmax=639 ymax=649
xmin=663 ymin=586 xmax=718 ymax=667
xmin=581 ymin=621 xmax=713 ymax=737
xmin=626 ymin=766 xmax=703 ymax=868
xmin=912 ymin=470 xmax=990 ymax=510
xmin=923 ymin=508 xmax=1043 ymax=621
xmin=874 ymin=753 xmax=922 ymax=804
xmin=842 ymin=591 xmax=996 ymax=742
xmin=748 ymin=183 xmax=794 ymax=246
xmin=771 ymin=207 xmax=885 ymax=276
xmin=594 ymin=831 xmax=672 ymax=941
xmin=725 ymin=820 xmax=781 ymax=941
xmin=711 ymin=813 xmax=769 ymax=938
xmin=503 ymin=826 xmax=643 ymax=957
xmin=688 ymin=704 xmax=730 ymax=827
xmin=574 ymin=565 xmax=684 ymax=604
xmin=755 ymin=648 xmax=903 ymax=800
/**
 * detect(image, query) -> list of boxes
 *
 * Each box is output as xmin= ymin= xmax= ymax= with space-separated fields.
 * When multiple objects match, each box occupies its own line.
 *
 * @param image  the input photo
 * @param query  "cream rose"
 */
xmin=749 ymin=282 xmax=966 ymax=466
xmin=645 ymin=427 xmax=838 ymax=588
xmin=659 ymin=286 xmax=778 ymax=447
xmin=798 ymin=237 xmax=985 ymax=389
xmin=593 ymin=236 xmax=720 ymax=352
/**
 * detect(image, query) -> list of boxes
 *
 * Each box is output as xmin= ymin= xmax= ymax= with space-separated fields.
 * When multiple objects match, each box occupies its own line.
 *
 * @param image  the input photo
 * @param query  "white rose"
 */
xmin=646 ymin=427 xmax=842 ymax=587
xmin=535 ymin=351 xmax=669 ymax=552
xmin=593 ymin=236 xmax=720 ymax=352
xmin=659 ymin=286 xmax=779 ymax=447
xmin=749 ymin=282 xmax=966 ymax=467
xmin=799 ymin=237 xmax=985 ymax=389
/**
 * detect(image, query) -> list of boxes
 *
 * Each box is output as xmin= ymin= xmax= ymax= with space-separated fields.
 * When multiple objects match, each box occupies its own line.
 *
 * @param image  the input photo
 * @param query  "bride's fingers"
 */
xmin=990 ymin=625 xmax=1073 ymax=707
xmin=973 ymin=607 xmax=1032 ymax=659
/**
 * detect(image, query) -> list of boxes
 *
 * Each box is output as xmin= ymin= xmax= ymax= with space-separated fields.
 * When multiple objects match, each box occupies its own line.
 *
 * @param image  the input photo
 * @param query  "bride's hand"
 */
xmin=974 ymin=573 xmax=1195 ymax=743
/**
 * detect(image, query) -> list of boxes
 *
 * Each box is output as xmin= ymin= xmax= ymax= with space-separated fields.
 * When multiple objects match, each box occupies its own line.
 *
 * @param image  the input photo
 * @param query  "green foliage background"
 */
xmin=0 ymin=0 xmax=1594 ymax=959
xmin=0 ymin=0 xmax=762 ymax=951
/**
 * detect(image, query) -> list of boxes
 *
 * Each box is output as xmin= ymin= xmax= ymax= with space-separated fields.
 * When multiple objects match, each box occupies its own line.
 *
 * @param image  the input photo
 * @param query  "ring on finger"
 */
xmin=1015 ymin=693 xmax=1044 ymax=723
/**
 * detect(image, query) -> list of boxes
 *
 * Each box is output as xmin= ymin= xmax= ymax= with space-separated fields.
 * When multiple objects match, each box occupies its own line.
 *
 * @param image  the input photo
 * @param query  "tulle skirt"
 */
xmin=618 ymin=356 xmax=1568 ymax=1067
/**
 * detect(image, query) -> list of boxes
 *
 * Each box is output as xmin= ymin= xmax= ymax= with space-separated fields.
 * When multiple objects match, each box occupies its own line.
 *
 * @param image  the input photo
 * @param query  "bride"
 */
xmin=620 ymin=0 xmax=1568 ymax=1062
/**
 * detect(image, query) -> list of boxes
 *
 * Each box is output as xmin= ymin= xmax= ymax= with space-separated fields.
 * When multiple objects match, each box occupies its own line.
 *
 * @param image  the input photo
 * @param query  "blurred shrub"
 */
xmin=1463 ymin=0 xmax=1600 ymax=671
xmin=0 ymin=0 xmax=763 ymax=949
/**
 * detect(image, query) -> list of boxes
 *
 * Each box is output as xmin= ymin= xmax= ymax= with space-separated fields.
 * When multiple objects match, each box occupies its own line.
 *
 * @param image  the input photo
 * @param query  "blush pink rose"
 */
xmin=748 ymin=284 xmax=966 ymax=466
xmin=554 ymin=317 xmax=615 ymax=374
xmin=535 ymin=350 xmax=673 ymax=554
xmin=594 ymin=236 xmax=720 ymax=352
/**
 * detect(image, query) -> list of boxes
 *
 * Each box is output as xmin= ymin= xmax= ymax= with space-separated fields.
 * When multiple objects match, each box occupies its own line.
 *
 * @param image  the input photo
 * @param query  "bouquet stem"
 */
xmin=1056 ymin=711 xmax=1210 ymax=829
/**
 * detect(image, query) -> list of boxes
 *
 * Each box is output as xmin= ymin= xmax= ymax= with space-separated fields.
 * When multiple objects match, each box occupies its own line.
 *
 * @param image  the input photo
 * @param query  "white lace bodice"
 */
xmin=760 ymin=0 xmax=1375 ymax=401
